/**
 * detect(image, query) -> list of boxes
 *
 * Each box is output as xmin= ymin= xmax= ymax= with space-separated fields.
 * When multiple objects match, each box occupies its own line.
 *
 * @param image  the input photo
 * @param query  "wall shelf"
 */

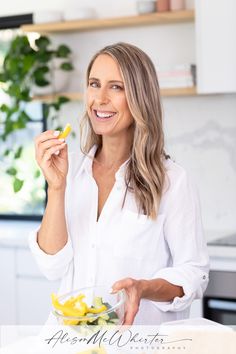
xmin=32 ymin=87 xmax=197 ymax=102
xmin=21 ymin=10 xmax=194 ymax=33
xmin=160 ymin=86 xmax=197 ymax=97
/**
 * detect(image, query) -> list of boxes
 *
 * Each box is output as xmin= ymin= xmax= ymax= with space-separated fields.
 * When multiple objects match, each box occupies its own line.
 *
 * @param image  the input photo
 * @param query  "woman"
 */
xmin=30 ymin=42 xmax=209 ymax=325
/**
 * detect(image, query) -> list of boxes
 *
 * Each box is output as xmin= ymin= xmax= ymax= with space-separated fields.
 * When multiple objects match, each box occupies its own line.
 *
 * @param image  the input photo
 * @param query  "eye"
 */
xmin=111 ymin=84 xmax=123 ymax=90
xmin=89 ymin=81 xmax=99 ymax=88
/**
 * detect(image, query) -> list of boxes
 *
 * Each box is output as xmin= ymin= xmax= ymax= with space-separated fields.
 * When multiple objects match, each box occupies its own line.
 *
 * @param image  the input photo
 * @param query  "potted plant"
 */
xmin=0 ymin=34 xmax=74 ymax=193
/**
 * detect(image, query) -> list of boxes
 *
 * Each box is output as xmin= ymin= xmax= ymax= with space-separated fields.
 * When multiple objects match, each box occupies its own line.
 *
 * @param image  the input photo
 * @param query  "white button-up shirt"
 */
xmin=29 ymin=145 xmax=209 ymax=325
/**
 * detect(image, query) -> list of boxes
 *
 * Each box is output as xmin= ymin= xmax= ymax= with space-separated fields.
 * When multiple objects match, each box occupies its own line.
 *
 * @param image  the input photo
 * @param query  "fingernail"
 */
xmin=109 ymin=288 xmax=117 ymax=294
xmin=58 ymin=138 xmax=65 ymax=142
xmin=53 ymin=130 xmax=60 ymax=137
xmin=54 ymin=150 xmax=60 ymax=155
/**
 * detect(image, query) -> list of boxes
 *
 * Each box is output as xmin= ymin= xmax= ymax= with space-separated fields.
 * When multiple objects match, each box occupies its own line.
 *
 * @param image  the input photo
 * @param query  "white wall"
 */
xmin=1 ymin=0 xmax=236 ymax=238
xmin=0 ymin=0 xmax=195 ymax=17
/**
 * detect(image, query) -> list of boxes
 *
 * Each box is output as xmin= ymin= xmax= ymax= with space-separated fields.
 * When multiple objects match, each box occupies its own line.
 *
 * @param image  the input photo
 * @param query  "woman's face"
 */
xmin=86 ymin=54 xmax=134 ymax=137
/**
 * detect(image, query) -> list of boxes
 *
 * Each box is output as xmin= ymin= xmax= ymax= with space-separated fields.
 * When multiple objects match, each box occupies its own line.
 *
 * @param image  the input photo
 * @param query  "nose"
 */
xmin=95 ymin=87 xmax=109 ymax=105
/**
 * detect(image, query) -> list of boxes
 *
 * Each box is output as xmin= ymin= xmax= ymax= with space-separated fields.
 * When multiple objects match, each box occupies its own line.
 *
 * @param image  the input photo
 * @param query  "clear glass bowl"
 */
xmin=52 ymin=286 xmax=126 ymax=326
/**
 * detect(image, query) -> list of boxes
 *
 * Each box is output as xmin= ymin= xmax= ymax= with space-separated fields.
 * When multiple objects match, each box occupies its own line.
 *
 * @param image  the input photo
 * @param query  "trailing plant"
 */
xmin=0 ymin=34 xmax=73 ymax=192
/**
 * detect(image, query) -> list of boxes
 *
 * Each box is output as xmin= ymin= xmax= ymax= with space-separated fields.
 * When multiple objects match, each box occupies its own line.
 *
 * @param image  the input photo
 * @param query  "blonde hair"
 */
xmin=80 ymin=42 xmax=168 ymax=219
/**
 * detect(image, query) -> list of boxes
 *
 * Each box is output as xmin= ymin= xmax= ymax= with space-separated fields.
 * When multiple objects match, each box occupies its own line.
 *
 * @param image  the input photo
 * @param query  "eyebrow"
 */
xmin=88 ymin=77 xmax=124 ymax=84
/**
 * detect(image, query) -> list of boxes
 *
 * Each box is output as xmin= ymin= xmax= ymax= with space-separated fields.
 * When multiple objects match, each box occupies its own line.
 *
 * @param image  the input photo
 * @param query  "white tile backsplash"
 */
xmin=163 ymin=94 xmax=236 ymax=236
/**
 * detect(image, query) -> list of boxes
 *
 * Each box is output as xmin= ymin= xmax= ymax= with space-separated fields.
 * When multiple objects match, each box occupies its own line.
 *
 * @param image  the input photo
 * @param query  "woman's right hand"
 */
xmin=34 ymin=130 xmax=68 ymax=190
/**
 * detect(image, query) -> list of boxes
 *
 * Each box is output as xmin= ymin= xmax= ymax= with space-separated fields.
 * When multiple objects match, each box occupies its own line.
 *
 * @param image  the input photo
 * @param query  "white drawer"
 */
xmin=16 ymin=248 xmax=42 ymax=277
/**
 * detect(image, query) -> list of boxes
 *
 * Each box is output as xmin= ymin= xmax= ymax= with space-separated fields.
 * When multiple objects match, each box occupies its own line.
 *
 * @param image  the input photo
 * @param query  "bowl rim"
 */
xmin=52 ymin=286 xmax=126 ymax=321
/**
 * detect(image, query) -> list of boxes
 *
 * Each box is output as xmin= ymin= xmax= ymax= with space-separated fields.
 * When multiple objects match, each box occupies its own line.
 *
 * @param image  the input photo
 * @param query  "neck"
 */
xmin=95 ymin=132 xmax=133 ymax=170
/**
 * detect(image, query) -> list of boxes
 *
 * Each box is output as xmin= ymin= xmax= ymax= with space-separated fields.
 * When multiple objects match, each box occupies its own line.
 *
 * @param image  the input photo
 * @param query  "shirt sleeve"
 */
xmin=28 ymin=228 xmax=73 ymax=281
xmin=152 ymin=169 xmax=210 ymax=312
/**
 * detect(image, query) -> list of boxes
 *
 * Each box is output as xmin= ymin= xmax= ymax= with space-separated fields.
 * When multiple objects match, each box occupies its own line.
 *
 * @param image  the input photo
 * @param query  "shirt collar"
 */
xmin=77 ymin=144 xmax=130 ymax=181
xmin=77 ymin=145 xmax=97 ymax=177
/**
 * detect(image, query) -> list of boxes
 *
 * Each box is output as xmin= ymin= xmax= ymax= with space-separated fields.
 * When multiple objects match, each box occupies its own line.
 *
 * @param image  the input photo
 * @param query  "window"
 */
xmin=0 ymin=15 xmax=46 ymax=220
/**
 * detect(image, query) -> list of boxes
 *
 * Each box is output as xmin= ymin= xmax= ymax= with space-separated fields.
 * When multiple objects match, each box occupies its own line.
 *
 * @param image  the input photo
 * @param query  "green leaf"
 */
xmin=36 ymin=50 xmax=53 ymax=63
xmin=13 ymin=111 xmax=30 ymax=130
xmin=20 ymin=89 xmax=31 ymax=102
xmin=33 ymin=66 xmax=50 ymax=86
xmin=57 ymin=96 xmax=70 ymax=104
xmin=54 ymin=125 xmax=63 ymax=132
xmin=50 ymin=95 xmax=70 ymax=111
xmin=60 ymin=62 xmax=73 ymax=71
xmin=7 ymin=84 xmax=21 ymax=98
xmin=3 ymin=148 xmax=10 ymax=156
xmin=11 ymin=36 xmax=31 ymax=55
xmin=34 ymin=169 xmax=41 ymax=178
xmin=34 ymin=77 xmax=50 ymax=87
xmin=0 ymin=104 xmax=9 ymax=113
xmin=35 ymin=36 xmax=51 ymax=50
xmin=22 ymin=54 xmax=36 ymax=73
xmin=56 ymin=45 xmax=71 ymax=58
xmin=6 ymin=167 xmax=17 ymax=176
xmin=51 ymin=102 xmax=60 ymax=111
xmin=14 ymin=146 xmax=23 ymax=159
xmin=0 ymin=72 xmax=7 ymax=82
xmin=13 ymin=177 xmax=24 ymax=193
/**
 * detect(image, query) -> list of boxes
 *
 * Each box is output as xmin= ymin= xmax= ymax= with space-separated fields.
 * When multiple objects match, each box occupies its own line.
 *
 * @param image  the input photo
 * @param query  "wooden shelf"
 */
xmin=32 ymin=87 xmax=197 ymax=101
xmin=21 ymin=10 xmax=194 ymax=33
xmin=160 ymin=86 xmax=197 ymax=97
xmin=32 ymin=92 xmax=84 ymax=102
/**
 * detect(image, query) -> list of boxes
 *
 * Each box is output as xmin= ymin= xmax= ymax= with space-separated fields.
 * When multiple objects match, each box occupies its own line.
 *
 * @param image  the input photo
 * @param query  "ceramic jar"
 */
xmin=156 ymin=0 xmax=170 ymax=12
xmin=170 ymin=0 xmax=185 ymax=11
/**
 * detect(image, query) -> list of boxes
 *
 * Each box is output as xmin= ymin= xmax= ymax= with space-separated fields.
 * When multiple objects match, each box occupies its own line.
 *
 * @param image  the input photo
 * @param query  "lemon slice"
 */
xmin=58 ymin=123 xmax=72 ymax=139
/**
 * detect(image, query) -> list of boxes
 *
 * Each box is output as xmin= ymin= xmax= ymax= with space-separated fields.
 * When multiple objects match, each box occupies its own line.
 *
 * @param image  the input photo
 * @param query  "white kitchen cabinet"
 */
xmin=15 ymin=248 xmax=60 ymax=325
xmin=0 ymin=246 xmax=59 ymax=325
xmin=195 ymin=0 xmax=236 ymax=93
xmin=0 ymin=248 xmax=17 ymax=324
xmin=189 ymin=299 xmax=203 ymax=318
xmin=16 ymin=277 xmax=59 ymax=325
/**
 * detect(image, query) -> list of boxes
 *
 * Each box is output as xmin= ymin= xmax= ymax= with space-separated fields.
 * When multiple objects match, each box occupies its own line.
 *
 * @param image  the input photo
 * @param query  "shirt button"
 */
xmin=203 ymin=275 xmax=206 ymax=280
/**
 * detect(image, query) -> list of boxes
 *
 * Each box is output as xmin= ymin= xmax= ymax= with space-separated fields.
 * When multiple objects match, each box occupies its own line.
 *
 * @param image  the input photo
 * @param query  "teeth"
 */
xmin=96 ymin=111 xmax=116 ymax=118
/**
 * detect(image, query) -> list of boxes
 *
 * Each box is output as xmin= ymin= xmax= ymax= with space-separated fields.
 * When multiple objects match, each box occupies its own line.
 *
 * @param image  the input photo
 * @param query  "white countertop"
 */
xmin=205 ymin=229 xmax=236 ymax=271
xmin=0 ymin=220 xmax=40 ymax=248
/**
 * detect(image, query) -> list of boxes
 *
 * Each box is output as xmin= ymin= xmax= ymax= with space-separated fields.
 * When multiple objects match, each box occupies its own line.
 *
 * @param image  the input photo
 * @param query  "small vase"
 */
xmin=170 ymin=0 xmax=185 ymax=11
xmin=156 ymin=0 xmax=170 ymax=12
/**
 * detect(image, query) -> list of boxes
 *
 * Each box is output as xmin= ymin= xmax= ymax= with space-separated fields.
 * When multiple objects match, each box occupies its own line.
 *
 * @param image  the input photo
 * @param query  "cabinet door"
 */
xmin=196 ymin=0 xmax=236 ymax=93
xmin=189 ymin=299 xmax=203 ymax=318
xmin=0 ymin=248 xmax=16 ymax=324
xmin=15 ymin=248 xmax=60 ymax=325
xmin=16 ymin=277 xmax=59 ymax=325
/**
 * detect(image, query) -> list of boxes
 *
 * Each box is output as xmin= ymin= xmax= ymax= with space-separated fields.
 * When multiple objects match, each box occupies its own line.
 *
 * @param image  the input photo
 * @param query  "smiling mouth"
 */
xmin=93 ymin=109 xmax=117 ymax=120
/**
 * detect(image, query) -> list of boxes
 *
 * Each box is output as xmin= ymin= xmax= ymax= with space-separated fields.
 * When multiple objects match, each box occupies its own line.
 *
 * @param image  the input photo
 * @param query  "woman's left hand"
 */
xmin=111 ymin=277 xmax=143 ymax=325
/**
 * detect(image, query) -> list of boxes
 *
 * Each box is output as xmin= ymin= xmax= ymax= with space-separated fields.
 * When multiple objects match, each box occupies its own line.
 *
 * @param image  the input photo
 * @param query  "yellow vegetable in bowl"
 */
xmin=51 ymin=292 xmax=111 ymax=325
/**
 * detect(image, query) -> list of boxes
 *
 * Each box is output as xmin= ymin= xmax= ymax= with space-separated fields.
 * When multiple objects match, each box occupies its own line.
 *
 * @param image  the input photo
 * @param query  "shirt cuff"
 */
xmin=150 ymin=266 xmax=209 ymax=312
xmin=28 ymin=228 xmax=73 ymax=281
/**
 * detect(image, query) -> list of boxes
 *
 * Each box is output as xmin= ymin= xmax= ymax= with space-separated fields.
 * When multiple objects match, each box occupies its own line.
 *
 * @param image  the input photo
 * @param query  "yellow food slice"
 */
xmin=87 ymin=304 xmax=107 ymax=314
xmin=51 ymin=293 xmax=85 ymax=317
xmin=58 ymin=123 xmax=72 ymax=139
xmin=63 ymin=319 xmax=79 ymax=325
